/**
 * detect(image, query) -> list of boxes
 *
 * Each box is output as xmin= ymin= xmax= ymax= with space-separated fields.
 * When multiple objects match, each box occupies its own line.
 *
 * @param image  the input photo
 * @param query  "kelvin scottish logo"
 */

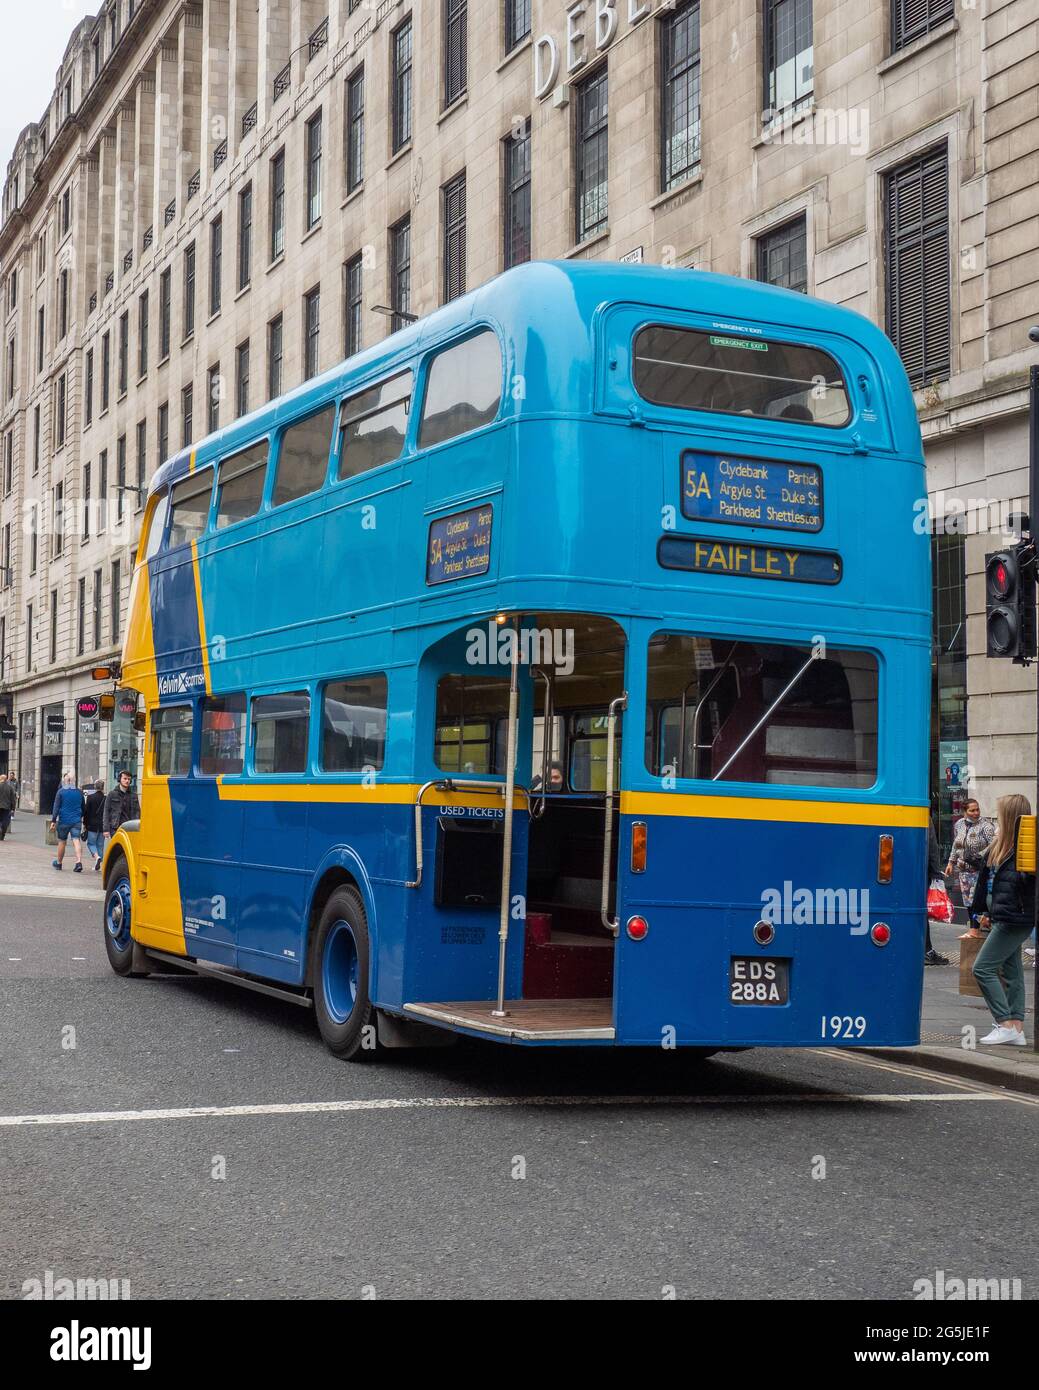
xmin=158 ymin=669 xmax=206 ymax=697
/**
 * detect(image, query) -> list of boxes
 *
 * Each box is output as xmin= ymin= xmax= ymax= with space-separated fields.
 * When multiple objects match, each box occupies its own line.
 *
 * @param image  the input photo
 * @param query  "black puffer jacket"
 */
xmin=970 ymin=853 xmax=1036 ymax=931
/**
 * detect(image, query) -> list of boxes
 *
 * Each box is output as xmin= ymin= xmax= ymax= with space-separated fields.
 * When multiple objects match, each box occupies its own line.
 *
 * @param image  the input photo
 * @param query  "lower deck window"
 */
xmin=200 ymin=693 xmax=247 ymax=774
xmin=151 ymin=705 xmax=194 ymax=775
xmin=251 ymin=691 xmax=310 ymax=773
xmin=321 ymin=674 xmax=387 ymax=772
xmin=645 ymin=633 xmax=878 ymax=788
xmin=435 ymin=674 xmax=508 ymax=775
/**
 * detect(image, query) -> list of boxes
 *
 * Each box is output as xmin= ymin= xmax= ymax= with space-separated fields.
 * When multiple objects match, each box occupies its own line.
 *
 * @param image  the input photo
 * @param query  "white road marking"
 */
xmin=0 ymin=1090 xmax=1010 ymax=1130
xmin=823 ymin=1047 xmax=1039 ymax=1107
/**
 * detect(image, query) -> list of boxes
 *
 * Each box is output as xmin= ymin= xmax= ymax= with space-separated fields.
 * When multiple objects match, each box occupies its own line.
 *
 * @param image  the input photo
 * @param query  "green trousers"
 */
xmin=973 ymin=921 xmax=1032 ymax=1024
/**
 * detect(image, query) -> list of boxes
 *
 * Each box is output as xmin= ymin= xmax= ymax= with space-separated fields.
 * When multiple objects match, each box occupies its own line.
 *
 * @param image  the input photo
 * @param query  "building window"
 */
xmin=138 ymin=289 xmax=149 ymax=377
xmin=757 ymin=215 xmax=807 ymax=293
xmin=442 ymin=172 xmax=466 ymax=303
xmin=25 ymin=602 xmax=33 ymax=671
xmin=505 ymin=0 xmax=531 ymax=51
xmin=49 ymin=589 xmax=58 ymax=664
xmin=304 ymin=288 xmax=321 ymax=380
xmin=268 ymin=314 xmax=283 ymax=399
xmin=270 ymin=151 xmax=286 ymax=260
xmin=235 ymin=341 xmax=250 ymax=418
xmin=575 ymin=69 xmax=608 ymax=243
xmin=885 ymin=145 xmax=951 ymax=388
xmin=344 ymin=253 xmax=363 ymax=357
xmin=100 ymin=331 xmax=111 ymax=410
xmin=208 ymin=364 xmax=221 ymax=433
xmin=82 ymin=462 xmax=91 ymax=540
xmin=892 ymin=0 xmax=954 ymax=52
xmin=111 ymin=560 xmax=121 ymax=643
xmin=92 ymin=569 xmax=102 ymax=648
xmin=158 ymin=402 xmax=169 ymax=466
xmin=29 ymin=506 xmax=38 ymax=574
xmin=6 ymin=335 xmax=14 ymax=401
xmin=135 ymin=419 xmax=146 ymax=507
xmin=503 ymin=121 xmax=531 ymax=269
xmin=98 ymin=450 xmax=108 ymax=532
xmin=184 ymin=241 xmax=196 ymax=338
xmin=61 ymin=186 xmax=72 ymax=237
xmin=392 ymin=18 xmax=413 ymax=152
xmin=77 ymin=577 xmax=86 ymax=655
xmin=118 ymin=311 xmax=129 ymax=395
xmin=444 ymin=0 xmax=467 ymax=107
xmin=661 ymin=2 xmax=701 ymax=190
xmin=1 ymin=523 xmax=9 ymax=588
xmin=159 ymin=267 xmax=171 ymax=358
xmin=238 ymin=184 xmax=253 ymax=291
xmin=2 ymin=431 xmax=11 ymax=495
xmin=210 ymin=216 xmax=222 ymax=316
xmin=763 ymin=0 xmax=813 ymax=118
xmin=53 ymin=483 xmax=64 ymax=558
xmin=116 ymin=434 xmax=126 ymax=522
xmin=346 ymin=67 xmax=364 ymax=194
xmin=33 ymin=406 xmax=41 ymax=473
xmin=390 ymin=217 xmax=411 ymax=331
xmin=85 ymin=349 xmax=94 ymax=426
xmin=306 ymin=112 xmax=323 ymax=229
xmin=55 ymin=374 xmax=67 ymax=449
xmin=37 ymin=306 xmax=45 ymax=374
xmin=182 ymin=383 xmax=194 ymax=447
xmin=59 ymin=269 xmax=69 ymax=339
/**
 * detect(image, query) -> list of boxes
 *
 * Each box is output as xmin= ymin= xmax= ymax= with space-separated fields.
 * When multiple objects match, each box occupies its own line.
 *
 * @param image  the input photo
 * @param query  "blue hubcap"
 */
xmin=322 ymin=920 xmax=360 ymax=1025
xmin=105 ymin=876 xmax=132 ymax=954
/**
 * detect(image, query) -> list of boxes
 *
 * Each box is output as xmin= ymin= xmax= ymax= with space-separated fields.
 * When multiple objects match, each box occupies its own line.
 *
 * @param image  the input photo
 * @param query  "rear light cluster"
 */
xmin=752 ymin=920 xmax=775 ymax=945
xmin=870 ymin=922 xmax=891 ymax=947
xmin=625 ymin=915 xmax=649 ymax=941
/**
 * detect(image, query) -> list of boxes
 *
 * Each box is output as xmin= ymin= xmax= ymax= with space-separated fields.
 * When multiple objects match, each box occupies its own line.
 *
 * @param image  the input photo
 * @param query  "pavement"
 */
xmin=2 ymin=812 xmax=1037 ymax=1092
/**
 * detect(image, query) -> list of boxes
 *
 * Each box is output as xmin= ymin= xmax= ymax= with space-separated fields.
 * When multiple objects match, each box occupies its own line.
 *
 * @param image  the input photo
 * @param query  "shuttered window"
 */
xmin=885 ymin=146 xmax=950 ymax=389
xmin=444 ymin=0 xmax=467 ymax=107
xmin=891 ymin=0 xmax=954 ymax=52
xmin=442 ymin=172 xmax=466 ymax=304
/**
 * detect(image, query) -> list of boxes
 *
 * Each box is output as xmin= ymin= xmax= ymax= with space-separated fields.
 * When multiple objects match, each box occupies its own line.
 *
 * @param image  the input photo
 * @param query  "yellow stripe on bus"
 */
xmin=190 ymin=539 xmax=212 ymax=697
xmin=619 ymin=791 xmax=929 ymax=828
xmin=215 ymin=782 xmax=528 ymax=809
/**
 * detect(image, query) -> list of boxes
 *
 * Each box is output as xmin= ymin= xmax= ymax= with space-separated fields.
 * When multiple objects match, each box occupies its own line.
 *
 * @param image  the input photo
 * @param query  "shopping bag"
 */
xmin=926 ymin=877 xmax=953 ymax=923
xmin=959 ymin=931 xmax=984 ymax=997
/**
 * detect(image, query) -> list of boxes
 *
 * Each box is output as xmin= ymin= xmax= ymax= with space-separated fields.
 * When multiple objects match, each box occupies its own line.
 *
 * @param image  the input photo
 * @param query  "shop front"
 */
xmin=75 ymin=695 xmax=102 ymax=789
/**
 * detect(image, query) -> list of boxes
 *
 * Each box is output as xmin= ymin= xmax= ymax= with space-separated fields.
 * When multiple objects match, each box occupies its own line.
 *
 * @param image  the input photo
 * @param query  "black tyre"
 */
xmin=312 ymin=887 xmax=378 ymax=1060
xmin=103 ymin=855 xmax=139 ymax=976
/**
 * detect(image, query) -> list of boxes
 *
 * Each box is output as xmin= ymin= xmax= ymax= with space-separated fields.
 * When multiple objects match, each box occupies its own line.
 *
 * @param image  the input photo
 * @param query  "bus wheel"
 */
xmin=103 ymin=858 xmax=136 ymax=976
xmin=313 ymin=887 xmax=377 ymax=1061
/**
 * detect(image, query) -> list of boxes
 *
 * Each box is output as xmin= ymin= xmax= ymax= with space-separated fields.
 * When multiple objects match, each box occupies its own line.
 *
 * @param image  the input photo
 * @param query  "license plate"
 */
xmin=729 ymin=956 xmax=790 ymax=1005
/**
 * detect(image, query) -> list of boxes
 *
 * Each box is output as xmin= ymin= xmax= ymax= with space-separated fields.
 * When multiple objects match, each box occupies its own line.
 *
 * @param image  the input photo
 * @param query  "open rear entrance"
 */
xmin=403 ymin=613 xmax=626 ymax=1040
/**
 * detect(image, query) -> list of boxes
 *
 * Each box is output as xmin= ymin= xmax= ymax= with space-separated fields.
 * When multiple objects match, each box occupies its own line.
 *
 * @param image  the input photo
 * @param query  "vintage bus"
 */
xmin=101 ymin=261 xmax=931 ymax=1059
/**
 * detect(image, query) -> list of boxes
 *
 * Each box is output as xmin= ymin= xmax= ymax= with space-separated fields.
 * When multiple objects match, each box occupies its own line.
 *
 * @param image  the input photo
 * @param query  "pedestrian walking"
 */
xmin=83 ymin=779 xmax=107 ymax=871
xmin=103 ymin=769 xmax=140 ymax=836
xmin=0 ymin=772 xmax=15 ymax=841
xmin=946 ymin=798 xmax=996 ymax=913
xmin=969 ymin=792 xmax=1035 ymax=1046
xmin=925 ymin=816 xmax=950 ymax=965
xmin=50 ymin=771 xmax=86 ymax=872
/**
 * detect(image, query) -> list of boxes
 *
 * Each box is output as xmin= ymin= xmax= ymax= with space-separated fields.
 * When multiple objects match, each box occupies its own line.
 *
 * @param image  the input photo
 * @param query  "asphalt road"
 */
xmin=2 ymin=892 xmax=1038 ymax=1301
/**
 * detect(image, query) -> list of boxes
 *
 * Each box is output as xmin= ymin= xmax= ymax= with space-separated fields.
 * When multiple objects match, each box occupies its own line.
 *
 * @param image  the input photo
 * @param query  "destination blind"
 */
xmin=427 ymin=503 xmax=493 ymax=585
xmin=658 ymin=535 xmax=842 ymax=585
xmin=681 ymin=450 xmax=823 ymax=532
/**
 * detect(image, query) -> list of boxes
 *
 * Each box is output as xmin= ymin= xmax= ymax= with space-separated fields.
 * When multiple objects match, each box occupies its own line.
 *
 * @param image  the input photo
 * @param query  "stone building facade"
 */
xmin=0 ymin=0 xmax=1036 ymax=840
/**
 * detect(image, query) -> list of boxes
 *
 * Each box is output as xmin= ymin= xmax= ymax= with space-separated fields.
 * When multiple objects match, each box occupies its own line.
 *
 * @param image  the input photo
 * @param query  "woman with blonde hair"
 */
xmin=969 ymin=792 xmax=1034 ymax=1045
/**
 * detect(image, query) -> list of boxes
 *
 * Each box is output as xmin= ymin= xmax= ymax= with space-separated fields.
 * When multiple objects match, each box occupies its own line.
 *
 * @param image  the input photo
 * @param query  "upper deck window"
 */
xmin=216 ymin=440 xmax=268 ymax=529
xmin=419 ymin=331 xmax=502 ymax=450
xmin=167 ymin=469 xmax=213 ymax=549
xmin=338 ymin=372 xmax=411 ymax=481
xmin=273 ymin=405 xmax=334 ymax=508
xmin=633 ymin=325 xmax=850 ymax=427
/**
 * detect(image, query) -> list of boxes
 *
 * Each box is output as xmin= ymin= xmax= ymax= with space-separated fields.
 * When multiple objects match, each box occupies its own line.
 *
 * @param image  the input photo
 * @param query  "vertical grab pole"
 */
xmin=601 ymin=693 xmax=628 ymax=936
xmin=492 ymin=618 xmax=522 ymax=1018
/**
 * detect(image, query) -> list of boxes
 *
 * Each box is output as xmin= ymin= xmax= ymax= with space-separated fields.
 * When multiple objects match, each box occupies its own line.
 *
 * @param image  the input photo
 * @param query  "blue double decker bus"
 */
xmin=102 ymin=261 xmax=931 ymax=1059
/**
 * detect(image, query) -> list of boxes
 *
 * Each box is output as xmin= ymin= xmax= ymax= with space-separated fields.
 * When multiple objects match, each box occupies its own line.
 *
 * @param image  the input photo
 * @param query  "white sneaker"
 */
xmin=980 ymin=1025 xmax=1027 ymax=1046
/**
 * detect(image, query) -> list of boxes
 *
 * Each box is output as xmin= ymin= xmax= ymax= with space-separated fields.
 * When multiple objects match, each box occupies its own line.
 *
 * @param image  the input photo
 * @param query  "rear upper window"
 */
xmin=338 ymin=372 xmax=411 ymax=481
xmin=167 ymin=470 xmax=214 ymax=548
xmin=216 ymin=441 xmax=268 ymax=528
xmin=633 ymin=325 xmax=850 ymax=427
xmin=419 ymin=331 xmax=502 ymax=449
xmin=273 ymin=406 xmax=334 ymax=507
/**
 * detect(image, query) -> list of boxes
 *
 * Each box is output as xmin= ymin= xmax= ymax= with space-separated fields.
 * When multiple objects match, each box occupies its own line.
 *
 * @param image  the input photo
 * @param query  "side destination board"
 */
xmin=681 ymin=450 xmax=823 ymax=532
xmin=427 ymin=503 xmax=493 ymax=584
xmin=658 ymin=534 xmax=842 ymax=585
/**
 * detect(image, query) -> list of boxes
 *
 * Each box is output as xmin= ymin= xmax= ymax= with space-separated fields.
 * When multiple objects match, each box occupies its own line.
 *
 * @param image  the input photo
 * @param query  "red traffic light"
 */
xmin=987 ymin=551 xmax=1016 ymax=600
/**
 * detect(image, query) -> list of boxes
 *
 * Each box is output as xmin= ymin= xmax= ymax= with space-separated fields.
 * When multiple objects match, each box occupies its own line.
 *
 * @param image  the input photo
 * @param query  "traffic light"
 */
xmin=985 ymin=542 xmax=1037 ymax=662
